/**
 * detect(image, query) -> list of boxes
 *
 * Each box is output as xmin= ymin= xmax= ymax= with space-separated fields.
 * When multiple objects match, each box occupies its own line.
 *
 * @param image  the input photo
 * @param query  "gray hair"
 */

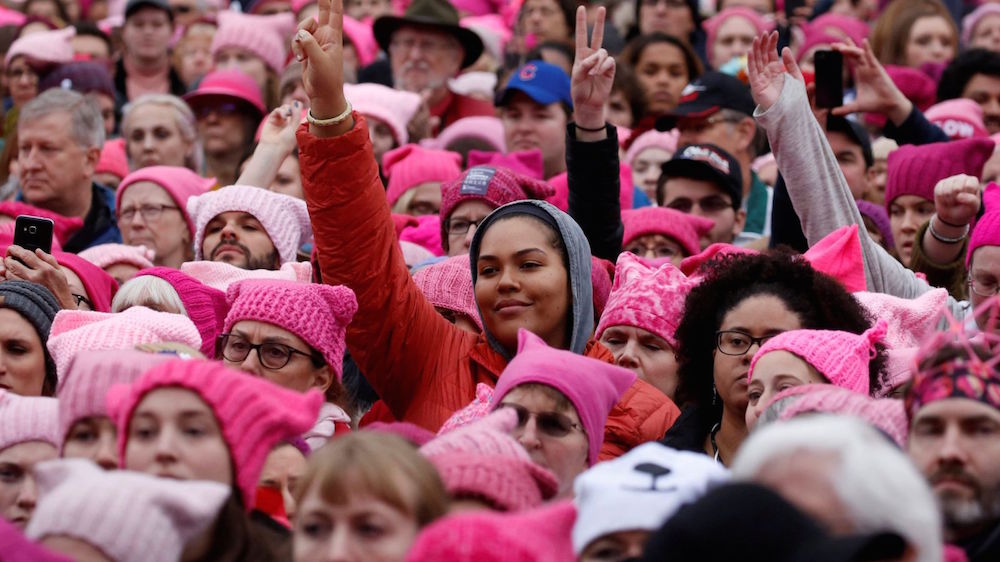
xmin=731 ymin=416 xmax=942 ymax=562
xmin=19 ymin=89 xmax=105 ymax=149
xmin=111 ymin=275 xmax=187 ymax=315
xmin=121 ymin=94 xmax=203 ymax=172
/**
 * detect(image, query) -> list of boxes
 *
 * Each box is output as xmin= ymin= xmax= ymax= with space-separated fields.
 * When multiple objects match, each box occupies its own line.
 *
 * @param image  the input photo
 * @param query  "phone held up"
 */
xmin=12 ymin=215 xmax=55 ymax=264
xmin=814 ymin=50 xmax=844 ymax=110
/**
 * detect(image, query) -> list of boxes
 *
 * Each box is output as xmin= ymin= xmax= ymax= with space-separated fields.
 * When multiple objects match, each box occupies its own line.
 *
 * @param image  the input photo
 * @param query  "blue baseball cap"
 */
xmin=497 ymin=60 xmax=573 ymax=109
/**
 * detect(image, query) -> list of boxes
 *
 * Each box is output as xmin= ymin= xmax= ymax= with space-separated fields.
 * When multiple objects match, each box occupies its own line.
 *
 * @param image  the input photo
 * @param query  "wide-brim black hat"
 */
xmin=373 ymin=0 xmax=484 ymax=70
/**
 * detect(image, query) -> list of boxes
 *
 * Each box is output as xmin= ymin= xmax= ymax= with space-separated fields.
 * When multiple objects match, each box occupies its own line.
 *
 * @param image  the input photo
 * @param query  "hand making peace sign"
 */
xmin=570 ymin=5 xmax=615 ymax=133
xmin=292 ymin=0 xmax=353 ymax=136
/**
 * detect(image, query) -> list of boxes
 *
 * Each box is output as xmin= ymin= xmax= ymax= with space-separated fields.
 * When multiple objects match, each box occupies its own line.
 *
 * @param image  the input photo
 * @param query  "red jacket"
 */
xmin=297 ymin=115 xmax=679 ymax=460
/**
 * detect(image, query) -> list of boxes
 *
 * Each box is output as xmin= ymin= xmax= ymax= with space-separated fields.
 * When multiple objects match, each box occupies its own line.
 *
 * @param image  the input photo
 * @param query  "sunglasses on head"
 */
xmin=502 ymin=403 xmax=582 ymax=438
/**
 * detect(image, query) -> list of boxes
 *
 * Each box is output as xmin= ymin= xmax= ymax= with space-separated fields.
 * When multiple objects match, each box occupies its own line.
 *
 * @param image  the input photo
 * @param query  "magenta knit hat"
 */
xmin=0 ymin=518 xmax=70 ymax=562
xmin=623 ymin=129 xmax=678 ymax=166
xmin=703 ymin=7 xmax=773 ymax=65
xmin=182 ymin=69 xmax=266 ymax=118
xmin=420 ymin=408 xmax=559 ymax=512
xmin=413 ymin=254 xmax=482 ymax=330
xmin=344 ymin=82 xmax=421 ymax=145
xmin=491 ymin=329 xmax=636 ymax=466
xmin=399 ymin=214 xmax=444 ymax=256
xmin=925 ymin=99 xmax=989 ymax=140
xmin=766 ymin=384 xmax=908 ymax=447
xmin=0 ymin=201 xmax=83 ymax=247
xmin=0 ymin=390 xmax=59 ymax=451
xmin=180 ymin=260 xmax=313 ymax=291
xmin=96 ymin=138 xmax=129 ymax=180
xmin=223 ymin=279 xmax=358 ymax=378
xmin=962 ymin=3 xmax=1000 ymax=46
xmin=855 ymin=199 xmax=895 ymax=249
xmin=596 ymin=252 xmax=697 ymax=349
xmin=187 ymin=184 xmax=313 ymax=265
xmin=546 ymin=166 xmax=635 ymax=213
xmin=749 ymin=320 xmax=888 ymax=395
xmin=404 ymin=500 xmax=576 ymax=562
xmin=969 ymin=182 xmax=1000 ymax=267
xmin=806 ymin=13 xmax=869 ymax=46
xmin=422 ymin=116 xmax=506 ymax=153
xmin=466 ymin=149 xmax=545 ymax=180
xmin=52 ymin=251 xmax=119 ymax=313
xmin=56 ymin=349 xmax=175 ymax=449
xmin=210 ymin=11 xmax=295 ymax=74
xmin=46 ymin=307 xmax=202 ymax=392
xmin=116 ymin=166 xmax=216 ymax=239
xmin=106 ymin=359 xmax=323 ymax=510
xmin=4 ymin=26 xmax=74 ymax=67
xmin=134 ymin=267 xmax=228 ymax=356
xmin=382 ymin=145 xmax=463 ymax=206
xmin=884 ymin=138 xmax=995 ymax=208
xmin=342 ymin=15 xmax=378 ymax=67
xmin=800 ymin=224 xmax=867 ymax=293
xmin=26 ymin=459 xmax=230 ymax=562
xmin=621 ymin=207 xmax=714 ymax=257
xmin=853 ymin=289 xmax=948 ymax=350
xmin=78 ymin=243 xmax=155 ymax=270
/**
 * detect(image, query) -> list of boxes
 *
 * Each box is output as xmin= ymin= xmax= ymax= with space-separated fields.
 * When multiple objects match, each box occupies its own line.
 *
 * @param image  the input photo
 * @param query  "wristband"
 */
xmin=574 ymin=122 xmax=607 ymax=133
xmin=934 ymin=213 xmax=967 ymax=229
xmin=307 ymin=100 xmax=353 ymax=127
xmin=929 ymin=216 xmax=969 ymax=244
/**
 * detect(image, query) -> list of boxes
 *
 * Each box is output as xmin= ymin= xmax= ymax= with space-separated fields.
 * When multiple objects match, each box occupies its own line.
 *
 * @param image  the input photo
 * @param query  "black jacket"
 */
xmin=566 ymin=123 xmax=624 ymax=262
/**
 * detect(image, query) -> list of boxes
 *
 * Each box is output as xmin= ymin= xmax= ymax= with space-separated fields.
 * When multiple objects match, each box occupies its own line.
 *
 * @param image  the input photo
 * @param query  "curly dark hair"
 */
xmin=937 ymin=48 xmax=1000 ymax=102
xmin=673 ymin=250 xmax=886 ymax=414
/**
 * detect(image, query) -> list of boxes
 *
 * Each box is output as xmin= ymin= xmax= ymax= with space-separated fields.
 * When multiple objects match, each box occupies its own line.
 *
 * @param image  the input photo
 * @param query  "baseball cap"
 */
xmin=125 ymin=0 xmax=173 ymax=20
xmin=655 ymin=71 xmax=755 ymax=131
xmin=827 ymin=115 xmax=874 ymax=168
xmin=660 ymin=143 xmax=743 ymax=209
xmin=497 ymin=60 xmax=572 ymax=109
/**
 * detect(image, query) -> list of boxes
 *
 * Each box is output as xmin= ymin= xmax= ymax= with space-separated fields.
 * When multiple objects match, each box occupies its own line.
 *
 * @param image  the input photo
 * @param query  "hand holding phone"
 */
xmin=12 ymin=215 xmax=54 ymax=257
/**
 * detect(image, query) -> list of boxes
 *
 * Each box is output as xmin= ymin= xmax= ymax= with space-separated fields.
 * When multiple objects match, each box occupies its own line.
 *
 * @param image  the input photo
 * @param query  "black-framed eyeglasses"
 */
xmin=446 ymin=218 xmax=485 ymax=235
xmin=195 ymin=102 xmax=242 ymax=119
xmin=716 ymin=330 xmax=775 ymax=356
xmin=217 ymin=333 xmax=321 ymax=370
xmin=117 ymin=204 xmax=179 ymax=223
xmin=72 ymin=293 xmax=93 ymax=310
xmin=501 ymin=403 xmax=583 ymax=438
xmin=968 ymin=275 xmax=1000 ymax=298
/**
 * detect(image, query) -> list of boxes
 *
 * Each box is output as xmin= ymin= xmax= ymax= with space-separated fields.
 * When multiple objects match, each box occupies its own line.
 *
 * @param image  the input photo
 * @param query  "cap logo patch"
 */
xmin=519 ymin=64 xmax=537 ymax=81
xmin=681 ymin=145 xmax=730 ymax=174
xmin=460 ymin=167 xmax=497 ymax=195
xmin=679 ymin=83 xmax=705 ymax=103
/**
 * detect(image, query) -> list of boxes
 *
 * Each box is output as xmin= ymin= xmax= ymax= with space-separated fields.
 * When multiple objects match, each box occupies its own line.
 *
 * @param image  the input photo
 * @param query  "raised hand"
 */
xmin=935 ymin=174 xmax=982 ymax=228
xmin=831 ymin=39 xmax=912 ymax=125
xmin=747 ymin=31 xmax=802 ymax=112
xmin=259 ymin=102 xmax=303 ymax=151
xmin=3 ymin=247 xmax=77 ymax=309
xmin=292 ymin=0 xmax=351 ymax=134
xmin=570 ymin=5 xmax=615 ymax=132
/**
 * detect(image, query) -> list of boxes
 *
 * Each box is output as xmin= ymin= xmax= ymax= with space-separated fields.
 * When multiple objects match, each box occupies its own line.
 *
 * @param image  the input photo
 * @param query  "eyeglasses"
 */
xmin=194 ymin=102 xmax=243 ymax=119
xmin=118 ymin=204 xmax=179 ymax=223
xmin=969 ymin=276 xmax=1000 ymax=298
xmin=217 ymin=333 xmax=321 ymax=370
xmin=625 ymin=242 xmax=680 ymax=259
xmin=664 ymin=195 xmax=733 ymax=214
xmin=446 ymin=218 xmax=485 ymax=236
xmin=502 ymin=403 xmax=583 ymax=438
xmin=72 ymin=293 xmax=93 ymax=310
xmin=716 ymin=330 xmax=776 ymax=356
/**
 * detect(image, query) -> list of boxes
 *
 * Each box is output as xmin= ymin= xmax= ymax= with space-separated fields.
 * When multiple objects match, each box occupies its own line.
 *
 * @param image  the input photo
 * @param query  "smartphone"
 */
xmin=13 ymin=215 xmax=54 ymax=255
xmin=814 ymin=50 xmax=844 ymax=109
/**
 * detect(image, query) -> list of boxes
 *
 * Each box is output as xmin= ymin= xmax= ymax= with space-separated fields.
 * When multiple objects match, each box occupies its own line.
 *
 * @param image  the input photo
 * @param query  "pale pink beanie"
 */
xmin=344 ymin=82 xmax=421 ymax=145
xmin=765 ymin=384 xmax=908 ymax=447
xmin=420 ymin=408 xmax=559 ymax=512
xmin=77 ymin=244 xmax=155 ymax=270
xmin=46 ymin=307 xmax=202 ymax=393
xmin=621 ymin=207 xmax=714 ymax=257
xmin=223 ymin=279 xmax=358 ymax=378
xmin=400 ymin=241 xmax=435 ymax=267
xmin=383 ymin=145 xmax=463 ymax=206
xmin=5 ymin=27 xmax=74 ymax=67
xmin=413 ymin=254 xmax=482 ymax=331
xmin=703 ymin=7 xmax=773 ymax=66
xmin=116 ymin=166 xmax=216 ymax=239
xmin=924 ymin=99 xmax=989 ymax=140
xmin=210 ymin=11 xmax=296 ymax=74
xmin=342 ymin=15 xmax=378 ymax=67
xmin=422 ymin=116 xmax=506 ymax=153
xmin=56 ymin=350 xmax=176 ymax=449
xmin=26 ymin=459 xmax=230 ymax=562
xmin=749 ymin=320 xmax=888 ymax=395
xmin=596 ymin=252 xmax=698 ymax=349
xmin=853 ymin=289 xmax=948 ymax=349
xmin=962 ymin=3 xmax=1000 ymax=46
xmin=187 ymin=184 xmax=313 ymax=265
xmin=0 ymin=391 xmax=59 ymax=451
xmin=180 ymin=260 xmax=313 ymax=292
xmin=623 ymin=129 xmax=679 ymax=166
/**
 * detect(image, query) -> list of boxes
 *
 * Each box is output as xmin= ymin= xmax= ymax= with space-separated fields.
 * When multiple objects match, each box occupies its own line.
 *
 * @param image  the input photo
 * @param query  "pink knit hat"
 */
xmin=621 ymin=207 xmax=714 ymax=257
xmin=0 ymin=390 xmax=59 ymax=451
xmin=591 ymin=256 xmax=614 ymax=319
xmin=182 ymin=69 xmax=266 ymax=118
xmin=491 ymin=329 xmax=636 ymax=466
xmin=703 ymin=7 xmax=773 ymax=66
xmin=467 ymin=149 xmax=545 ymax=180
xmin=596 ymin=252 xmax=698 ymax=349
xmin=180 ymin=260 xmax=313 ymax=291
xmin=95 ymin=138 xmax=129 ymax=181
xmin=26 ymin=459 xmax=230 ymax=562
xmin=134 ymin=267 xmax=229 ymax=357
xmin=420 ymin=408 xmax=559 ymax=512
xmin=461 ymin=16 xmax=512 ymax=61
xmin=969 ymin=182 xmax=1000 ymax=267
xmin=223 ymin=279 xmax=358 ymax=378
xmin=853 ymin=289 xmax=948 ymax=349
xmin=344 ymin=82 xmax=421 ymax=145
xmin=116 ymin=166 xmax=216 ymax=239
xmin=399 ymin=214 xmax=444 ymax=256
xmin=438 ymin=382 xmax=494 ymax=434
xmin=107 ymin=359 xmax=322 ymax=510
xmin=800 ymin=224 xmax=866 ymax=293
xmin=546 ymin=166 xmax=634 ymax=213
xmin=0 ymin=201 xmax=82 ymax=247
xmin=46 ymin=307 xmax=202 ymax=392
xmin=78 ymin=243 xmax=155 ymax=270
xmin=962 ymin=3 xmax=1000 ymax=46
xmin=400 ymin=241 xmax=435 ymax=266
xmin=924 ymin=99 xmax=989 ymax=140
xmin=805 ymin=13 xmax=869 ymax=46
xmin=404 ymin=500 xmax=576 ymax=562
xmin=382 ymin=145 xmax=463 ymax=207
xmin=0 ymin=518 xmax=70 ymax=562
xmin=4 ymin=26 xmax=74 ymax=67
xmin=748 ymin=320 xmax=888 ymax=395
xmin=623 ymin=129 xmax=678 ymax=167
xmin=56 ymin=350 xmax=175 ymax=449
xmin=877 ymin=347 xmax=918 ymax=398
xmin=413 ymin=254 xmax=482 ymax=330
xmin=680 ymin=242 xmax=756 ymax=277
xmin=422 ymin=116 xmax=506 ymax=153
xmin=210 ymin=11 xmax=295 ymax=74
xmin=342 ymin=15 xmax=378 ymax=67
xmin=187 ymin=184 xmax=312 ymax=265
xmin=885 ymin=138 xmax=995 ymax=207
xmin=52 ymin=251 xmax=118 ymax=313
xmin=765 ymin=384 xmax=908 ymax=447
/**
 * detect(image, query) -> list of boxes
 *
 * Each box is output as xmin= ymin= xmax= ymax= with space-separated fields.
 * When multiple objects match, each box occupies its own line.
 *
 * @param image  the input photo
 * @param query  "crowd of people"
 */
xmin=2 ymin=0 xmax=1000 ymax=560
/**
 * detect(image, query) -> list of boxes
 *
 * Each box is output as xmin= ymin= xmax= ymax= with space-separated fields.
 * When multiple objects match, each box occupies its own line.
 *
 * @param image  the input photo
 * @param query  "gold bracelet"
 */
xmin=307 ymin=100 xmax=353 ymax=127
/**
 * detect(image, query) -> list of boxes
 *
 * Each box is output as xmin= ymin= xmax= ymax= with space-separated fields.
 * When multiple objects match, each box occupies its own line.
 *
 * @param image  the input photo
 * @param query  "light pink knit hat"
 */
xmin=344 ymin=83 xmax=421 ymax=145
xmin=56 ymin=350 xmax=176 ymax=449
xmin=621 ymin=207 xmax=714 ymax=257
xmin=962 ymin=3 xmax=1000 ymax=46
xmin=421 ymin=116 xmax=506 ymax=153
xmin=0 ymin=391 xmax=59 ymax=451
xmin=187 ymin=184 xmax=312 ymax=265
xmin=925 ymin=99 xmax=989 ymax=141
xmin=853 ymin=289 xmax=948 ymax=349
xmin=400 ymin=241 xmax=435 ymax=267
xmin=210 ymin=11 xmax=295 ymax=74
xmin=77 ymin=244 xmax=155 ymax=271
xmin=765 ymin=384 xmax=908 ymax=447
xmin=420 ymin=408 xmax=559 ymax=512
xmin=413 ymin=254 xmax=482 ymax=331
xmin=624 ymin=129 xmax=679 ymax=166
xmin=223 ymin=279 xmax=358 ymax=378
xmin=703 ymin=7 xmax=773 ymax=66
xmin=26 ymin=459 xmax=230 ymax=561
xmin=180 ymin=260 xmax=313 ymax=292
xmin=748 ymin=320 xmax=888 ymax=395
xmin=116 ymin=166 xmax=216 ymax=239
xmin=107 ymin=359 xmax=323 ymax=510
xmin=382 ymin=145 xmax=463 ymax=206
xmin=876 ymin=347 xmax=918 ymax=399
xmin=46 ymin=307 xmax=202 ymax=392
xmin=438 ymin=382 xmax=494 ymax=434
xmin=4 ymin=26 xmax=75 ymax=67
xmin=96 ymin=138 xmax=129 ymax=181
xmin=596 ymin=252 xmax=698 ymax=349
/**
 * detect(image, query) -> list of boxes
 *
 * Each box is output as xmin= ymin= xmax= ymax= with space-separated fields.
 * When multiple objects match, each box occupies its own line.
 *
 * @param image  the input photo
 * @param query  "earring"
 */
xmin=711 ymin=385 xmax=719 ymax=406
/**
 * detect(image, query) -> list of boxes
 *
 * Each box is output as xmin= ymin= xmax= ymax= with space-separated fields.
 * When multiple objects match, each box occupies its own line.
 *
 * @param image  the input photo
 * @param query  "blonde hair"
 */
xmin=121 ymin=94 xmax=204 ymax=172
xmin=111 ymin=276 xmax=187 ymax=314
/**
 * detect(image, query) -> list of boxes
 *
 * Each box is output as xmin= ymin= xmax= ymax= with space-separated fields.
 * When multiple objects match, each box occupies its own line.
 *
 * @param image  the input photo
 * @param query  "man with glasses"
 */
xmin=115 ymin=0 xmax=185 ymax=103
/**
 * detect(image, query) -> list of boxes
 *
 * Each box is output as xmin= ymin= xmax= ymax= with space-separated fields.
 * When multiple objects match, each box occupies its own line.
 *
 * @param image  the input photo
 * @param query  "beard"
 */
xmin=210 ymin=240 xmax=279 ymax=271
xmin=932 ymin=466 xmax=1000 ymax=531
xmin=393 ymin=60 xmax=446 ymax=93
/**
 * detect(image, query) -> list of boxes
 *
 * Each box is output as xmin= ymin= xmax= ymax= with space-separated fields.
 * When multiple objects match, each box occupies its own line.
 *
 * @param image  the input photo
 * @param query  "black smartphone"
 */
xmin=13 ymin=215 xmax=54 ymax=255
xmin=784 ymin=0 xmax=805 ymax=20
xmin=814 ymin=50 xmax=844 ymax=109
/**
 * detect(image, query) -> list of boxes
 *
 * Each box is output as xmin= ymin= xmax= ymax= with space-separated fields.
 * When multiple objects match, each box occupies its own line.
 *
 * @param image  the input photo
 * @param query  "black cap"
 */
xmin=124 ymin=0 xmax=172 ymax=21
xmin=655 ymin=71 xmax=755 ymax=131
xmin=641 ymin=483 xmax=908 ymax=562
xmin=660 ymin=143 xmax=743 ymax=209
xmin=826 ymin=115 xmax=874 ymax=168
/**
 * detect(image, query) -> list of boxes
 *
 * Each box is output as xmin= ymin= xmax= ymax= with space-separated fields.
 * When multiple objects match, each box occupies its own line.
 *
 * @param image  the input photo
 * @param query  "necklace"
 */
xmin=710 ymin=422 xmax=722 ymax=464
